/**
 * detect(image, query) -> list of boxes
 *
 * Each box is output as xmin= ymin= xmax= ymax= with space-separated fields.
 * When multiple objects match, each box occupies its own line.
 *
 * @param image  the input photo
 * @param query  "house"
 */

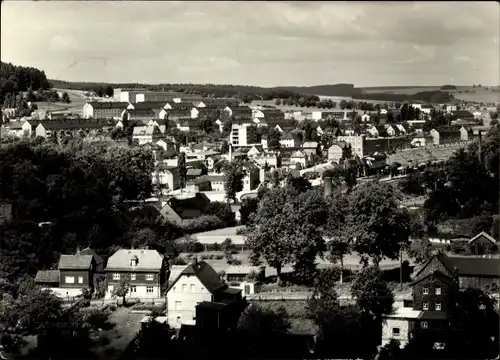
xmin=58 ymin=254 xmax=96 ymax=292
xmin=385 ymin=125 xmax=401 ymax=137
xmin=382 ymin=269 xmax=457 ymax=348
xmin=5 ymin=120 xmax=32 ymax=138
xmin=430 ymin=128 xmax=462 ymax=145
xmin=453 ymin=110 xmax=475 ymax=122
xmin=165 ymin=101 xmax=194 ymax=110
xmin=289 ymin=150 xmax=309 ymax=169
xmin=152 ymin=165 xmax=180 ymax=192
xmin=328 ymin=142 xmax=351 ymax=163
xmin=76 ymin=247 xmax=105 ymax=272
xmin=302 ymin=141 xmax=320 ymax=156
xmin=467 ymin=232 xmax=497 ymax=256
xmin=279 ymin=131 xmax=301 ymax=148
xmin=159 ymin=193 xmax=211 ymax=225
xmin=361 ymin=113 xmax=370 ymax=122
xmin=395 ymin=124 xmax=407 ymax=135
xmin=366 ymin=125 xmax=380 ymax=138
xmin=224 ymin=106 xmax=252 ymax=119
xmin=104 ymin=249 xmax=165 ymax=299
xmin=163 ymin=108 xmax=192 ymax=121
xmin=83 ymin=101 xmax=129 ymax=119
xmin=166 ymin=259 xmax=244 ymax=328
xmin=337 ymin=135 xmax=365 ymax=157
xmin=246 ymin=145 xmax=264 ymax=158
xmin=242 ymin=162 xmax=260 ymax=191
xmin=132 ymin=125 xmax=163 ymax=145
xmin=35 ymin=119 xmax=111 ymax=139
xmin=34 ymin=270 xmax=60 ymax=288
xmin=459 ymin=126 xmax=471 ymax=141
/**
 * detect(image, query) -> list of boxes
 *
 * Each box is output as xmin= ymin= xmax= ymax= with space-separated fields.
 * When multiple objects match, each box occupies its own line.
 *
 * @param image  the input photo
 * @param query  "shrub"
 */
xmin=182 ymin=215 xmax=224 ymax=234
xmin=215 ymin=254 xmax=224 ymax=260
xmin=227 ymin=258 xmax=242 ymax=266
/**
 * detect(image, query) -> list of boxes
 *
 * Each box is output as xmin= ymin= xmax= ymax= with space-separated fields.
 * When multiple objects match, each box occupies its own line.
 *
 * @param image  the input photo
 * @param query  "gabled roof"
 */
xmin=290 ymin=149 xmax=306 ymax=158
xmin=468 ymin=231 xmax=496 ymax=245
xmin=34 ymin=270 xmax=60 ymax=283
xmin=448 ymin=256 xmax=499 ymax=277
xmin=410 ymin=269 xmax=456 ymax=288
xmin=76 ymin=247 xmax=104 ymax=271
xmin=127 ymin=108 xmax=157 ymax=117
xmin=58 ymin=254 xmax=93 ymax=270
xmin=105 ymin=249 xmax=163 ymax=272
xmin=168 ymin=260 xmax=227 ymax=294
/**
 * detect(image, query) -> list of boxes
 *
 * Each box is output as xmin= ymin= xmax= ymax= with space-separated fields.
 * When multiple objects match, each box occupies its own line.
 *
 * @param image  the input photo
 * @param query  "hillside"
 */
xmin=276 ymin=83 xmax=362 ymax=97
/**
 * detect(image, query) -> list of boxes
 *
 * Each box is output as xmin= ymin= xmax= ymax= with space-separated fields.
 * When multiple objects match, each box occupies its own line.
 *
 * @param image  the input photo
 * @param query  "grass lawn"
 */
xmin=91 ymin=307 xmax=144 ymax=360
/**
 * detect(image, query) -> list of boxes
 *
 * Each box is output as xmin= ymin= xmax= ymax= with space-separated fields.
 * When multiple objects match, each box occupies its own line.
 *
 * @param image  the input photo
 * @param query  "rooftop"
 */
xmin=34 ymin=270 xmax=60 ymax=283
xmin=105 ymin=249 xmax=163 ymax=272
xmin=58 ymin=255 xmax=93 ymax=270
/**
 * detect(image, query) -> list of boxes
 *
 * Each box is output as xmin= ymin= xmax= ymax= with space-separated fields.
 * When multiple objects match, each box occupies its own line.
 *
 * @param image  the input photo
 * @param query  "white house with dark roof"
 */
xmin=104 ymin=249 xmax=165 ymax=300
xmin=166 ymin=259 xmax=242 ymax=328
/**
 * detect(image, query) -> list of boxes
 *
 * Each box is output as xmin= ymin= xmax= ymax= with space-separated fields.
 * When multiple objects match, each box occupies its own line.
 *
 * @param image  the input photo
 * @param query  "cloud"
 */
xmin=1 ymin=1 xmax=498 ymax=86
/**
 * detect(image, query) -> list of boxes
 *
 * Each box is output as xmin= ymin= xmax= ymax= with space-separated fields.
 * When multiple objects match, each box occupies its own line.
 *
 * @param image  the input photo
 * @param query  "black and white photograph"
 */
xmin=0 ymin=1 xmax=499 ymax=359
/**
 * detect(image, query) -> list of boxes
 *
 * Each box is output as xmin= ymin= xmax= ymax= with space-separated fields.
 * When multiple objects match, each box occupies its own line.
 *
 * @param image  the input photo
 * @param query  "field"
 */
xmin=359 ymin=86 xmax=500 ymax=104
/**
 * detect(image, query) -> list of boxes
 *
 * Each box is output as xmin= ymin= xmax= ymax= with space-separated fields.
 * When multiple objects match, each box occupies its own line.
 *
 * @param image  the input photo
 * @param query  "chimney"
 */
xmin=323 ymin=176 xmax=333 ymax=198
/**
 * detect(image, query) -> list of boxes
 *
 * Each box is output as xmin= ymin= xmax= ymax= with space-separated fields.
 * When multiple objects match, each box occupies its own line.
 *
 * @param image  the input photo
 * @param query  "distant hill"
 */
xmin=356 ymin=90 xmax=455 ymax=103
xmin=275 ymin=83 xmax=362 ymax=97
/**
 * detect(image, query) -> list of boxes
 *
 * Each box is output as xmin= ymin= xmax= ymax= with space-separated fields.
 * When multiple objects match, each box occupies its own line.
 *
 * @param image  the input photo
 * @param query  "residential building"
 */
xmin=242 ymin=163 xmax=260 ymax=191
xmin=35 ymin=119 xmax=111 ymax=139
xmin=302 ymin=141 xmax=320 ymax=156
xmin=166 ymin=259 xmax=244 ymax=328
xmin=230 ymin=123 xmax=260 ymax=147
xmin=83 ymin=102 xmax=129 ymax=119
xmin=279 ymin=131 xmax=301 ymax=148
xmin=123 ymin=108 xmax=158 ymax=123
xmin=105 ymin=249 xmax=165 ymax=299
xmin=162 ymin=108 xmax=192 ymax=121
xmin=126 ymin=102 xmax=167 ymax=118
xmin=430 ymin=128 xmax=462 ymax=145
xmin=385 ymin=125 xmax=402 ymax=137
xmin=361 ymin=113 xmax=370 ymax=122
xmin=5 ymin=120 xmax=32 ymax=138
xmin=58 ymin=254 xmax=96 ymax=291
xmin=159 ymin=193 xmax=211 ymax=225
xmin=337 ymin=135 xmax=365 ymax=157
xmin=328 ymin=142 xmax=351 ymax=163
xmin=132 ymin=125 xmax=163 ymax=145
xmin=165 ymin=101 xmax=194 ymax=110
xmin=453 ymin=110 xmax=475 ymax=122
xmin=382 ymin=249 xmax=500 ymax=347
xmin=224 ymin=106 xmax=252 ymax=120
xmin=289 ymin=150 xmax=309 ymax=169
xmin=446 ymin=105 xmax=458 ymax=113
xmin=152 ymin=165 xmax=180 ymax=191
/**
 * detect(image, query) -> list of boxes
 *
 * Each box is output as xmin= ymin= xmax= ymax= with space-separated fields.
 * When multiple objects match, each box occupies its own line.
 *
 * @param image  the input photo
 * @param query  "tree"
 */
xmin=239 ymin=197 xmax=259 ymax=225
xmin=220 ymin=140 xmax=229 ymax=154
xmin=61 ymin=92 xmax=71 ymax=103
xmin=324 ymin=192 xmax=351 ymax=283
xmin=346 ymin=181 xmax=411 ymax=266
xmin=267 ymin=129 xmax=281 ymax=151
xmin=237 ymin=304 xmax=290 ymax=335
xmin=221 ymin=238 xmax=234 ymax=261
xmin=377 ymin=339 xmax=402 ymax=360
xmin=286 ymin=175 xmax=312 ymax=194
xmin=177 ymin=152 xmax=187 ymax=189
xmin=222 ymin=161 xmax=246 ymax=202
xmin=246 ymin=188 xmax=327 ymax=280
xmin=350 ymin=266 xmax=394 ymax=320
xmin=203 ymin=201 xmax=235 ymax=227
xmin=112 ymin=278 xmax=130 ymax=305
xmin=0 ymin=287 xmax=64 ymax=335
xmin=274 ymin=98 xmax=282 ymax=106
xmin=307 ymin=266 xmax=341 ymax=322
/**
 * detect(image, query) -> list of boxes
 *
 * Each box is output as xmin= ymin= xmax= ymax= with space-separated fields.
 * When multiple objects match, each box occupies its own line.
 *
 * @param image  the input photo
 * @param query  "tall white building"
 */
xmin=230 ymin=123 xmax=260 ymax=147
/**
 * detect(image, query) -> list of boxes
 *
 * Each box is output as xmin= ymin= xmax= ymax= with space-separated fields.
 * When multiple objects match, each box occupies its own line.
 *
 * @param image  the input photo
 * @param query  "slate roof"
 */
xmin=169 ymin=260 xmax=227 ymax=294
xmin=130 ymin=102 xmax=167 ymax=110
xmin=448 ymin=256 xmax=499 ymax=277
xmin=39 ymin=120 xmax=110 ymax=130
xmin=468 ymin=231 xmax=496 ymax=244
xmin=58 ymin=255 xmax=93 ymax=270
xmin=76 ymin=247 xmax=104 ymax=271
xmin=34 ymin=270 xmax=60 ymax=283
xmin=105 ymin=249 xmax=163 ymax=272
xmin=127 ymin=108 xmax=157 ymax=117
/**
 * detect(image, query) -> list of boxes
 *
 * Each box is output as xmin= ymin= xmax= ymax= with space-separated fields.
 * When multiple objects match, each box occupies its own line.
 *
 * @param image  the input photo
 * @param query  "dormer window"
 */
xmin=130 ymin=255 xmax=138 ymax=267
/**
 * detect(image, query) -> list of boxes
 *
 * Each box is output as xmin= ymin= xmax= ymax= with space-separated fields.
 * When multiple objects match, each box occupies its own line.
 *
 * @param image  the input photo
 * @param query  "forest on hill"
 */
xmin=356 ymin=90 xmax=456 ymax=103
xmin=0 ymin=62 xmax=52 ymax=105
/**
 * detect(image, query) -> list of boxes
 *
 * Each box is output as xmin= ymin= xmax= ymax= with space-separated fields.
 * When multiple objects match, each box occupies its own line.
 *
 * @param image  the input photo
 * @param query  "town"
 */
xmin=1 ymin=1 xmax=499 ymax=360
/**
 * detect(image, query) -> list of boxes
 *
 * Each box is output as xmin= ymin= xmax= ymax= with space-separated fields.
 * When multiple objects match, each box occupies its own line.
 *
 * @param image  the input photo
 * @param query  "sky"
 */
xmin=1 ymin=1 xmax=499 ymax=87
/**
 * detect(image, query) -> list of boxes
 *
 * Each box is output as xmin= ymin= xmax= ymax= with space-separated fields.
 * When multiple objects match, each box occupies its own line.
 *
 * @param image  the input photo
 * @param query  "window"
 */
xmin=146 ymin=274 xmax=154 ymax=281
xmin=146 ymin=287 xmax=154 ymax=293
xmin=392 ymin=328 xmax=400 ymax=337
xmin=423 ymin=302 xmax=429 ymax=310
xmin=65 ymin=276 xmax=75 ymax=284
xmin=435 ymin=287 xmax=441 ymax=295
xmin=78 ymin=276 xmax=83 ymax=284
xmin=130 ymin=273 xmax=136 ymax=281
xmin=190 ymin=284 xmax=195 ymax=292
xmin=435 ymin=302 xmax=441 ymax=311
xmin=423 ymin=287 xmax=429 ymax=295
xmin=421 ymin=321 xmax=428 ymax=329
xmin=175 ymin=301 xmax=182 ymax=310
xmin=113 ymin=273 xmax=120 ymax=280
xmin=130 ymin=286 xmax=137 ymax=293
xmin=182 ymin=284 xmax=187 ymax=292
